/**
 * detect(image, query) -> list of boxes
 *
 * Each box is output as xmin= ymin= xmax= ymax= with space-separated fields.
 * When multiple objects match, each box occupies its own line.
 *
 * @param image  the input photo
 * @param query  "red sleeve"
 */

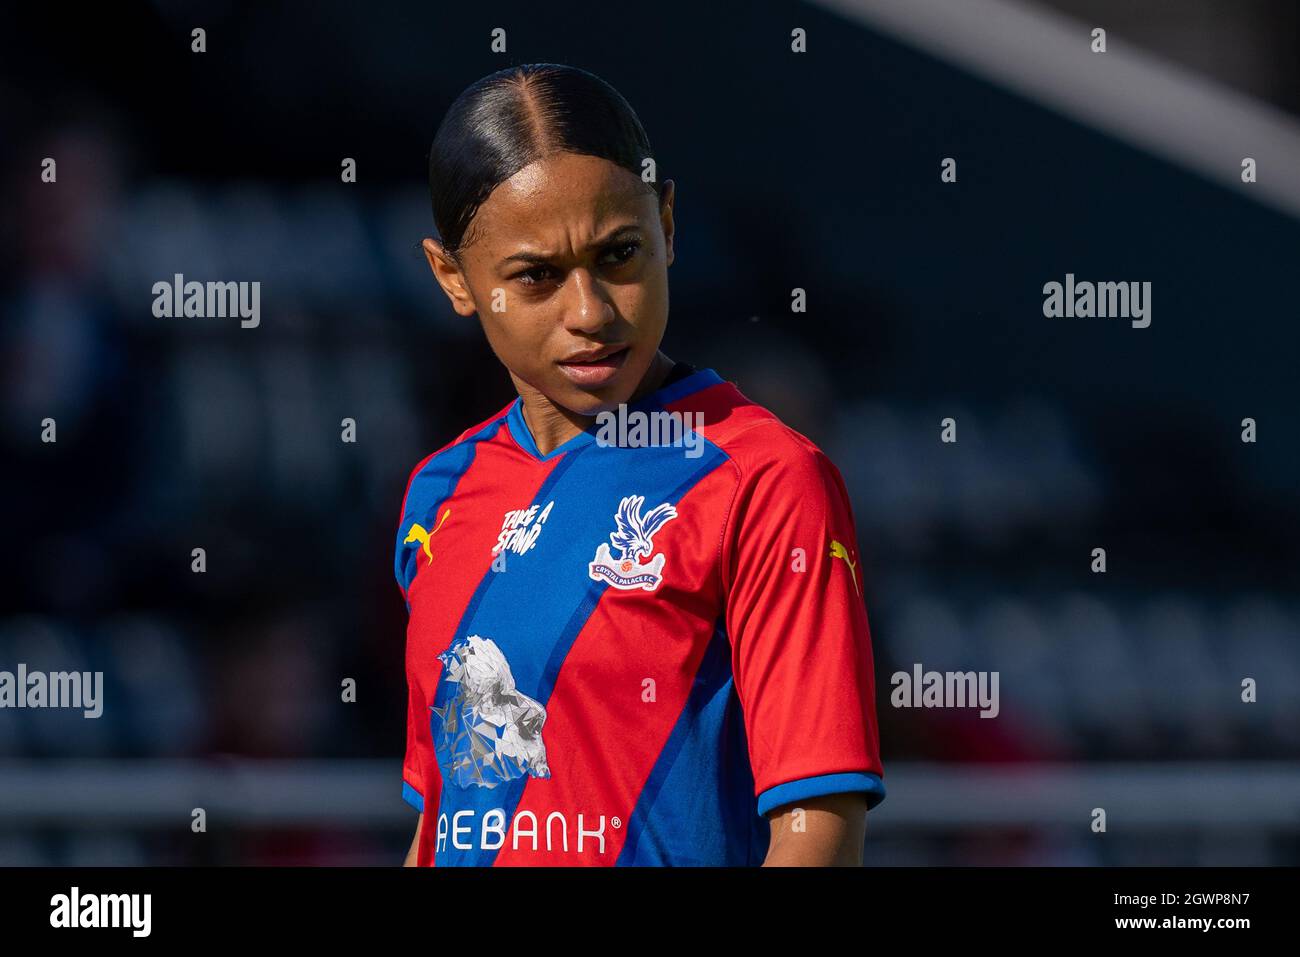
xmin=402 ymin=676 xmax=426 ymax=813
xmin=396 ymin=451 xmax=438 ymax=814
xmin=721 ymin=429 xmax=886 ymax=816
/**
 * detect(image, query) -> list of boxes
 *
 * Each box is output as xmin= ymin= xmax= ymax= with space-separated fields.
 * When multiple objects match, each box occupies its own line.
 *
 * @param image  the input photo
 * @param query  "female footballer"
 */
xmin=396 ymin=63 xmax=885 ymax=866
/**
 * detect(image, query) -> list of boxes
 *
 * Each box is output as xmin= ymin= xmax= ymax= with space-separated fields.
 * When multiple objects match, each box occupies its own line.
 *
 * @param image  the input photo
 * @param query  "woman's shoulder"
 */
xmin=699 ymin=384 xmax=854 ymax=553
xmin=692 ymin=377 xmax=835 ymax=481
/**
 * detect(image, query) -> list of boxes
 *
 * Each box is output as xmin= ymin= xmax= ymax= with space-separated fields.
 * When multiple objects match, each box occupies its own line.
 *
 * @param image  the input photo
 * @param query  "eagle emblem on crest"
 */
xmin=587 ymin=494 xmax=678 ymax=592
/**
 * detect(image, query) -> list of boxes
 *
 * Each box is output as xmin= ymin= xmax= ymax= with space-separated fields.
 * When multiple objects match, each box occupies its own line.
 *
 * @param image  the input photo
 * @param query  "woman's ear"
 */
xmin=422 ymin=237 xmax=477 ymax=317
xmin=658 ymin=180 xmax=676 ymax=267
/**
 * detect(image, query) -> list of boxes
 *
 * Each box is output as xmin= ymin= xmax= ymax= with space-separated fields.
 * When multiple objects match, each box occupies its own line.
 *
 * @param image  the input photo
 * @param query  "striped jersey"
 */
xmin=395 ymin=365 xmax=885 ymax=865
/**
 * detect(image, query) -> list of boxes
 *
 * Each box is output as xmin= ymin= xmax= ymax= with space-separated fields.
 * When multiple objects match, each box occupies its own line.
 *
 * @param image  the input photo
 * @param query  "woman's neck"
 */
xmin=515 ymin=351 xmax=675 ymax=456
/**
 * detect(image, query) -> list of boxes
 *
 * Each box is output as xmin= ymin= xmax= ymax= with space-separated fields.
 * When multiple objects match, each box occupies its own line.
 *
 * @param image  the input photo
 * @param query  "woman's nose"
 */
xmin=561 ymin=267 xmax=614 ymax=334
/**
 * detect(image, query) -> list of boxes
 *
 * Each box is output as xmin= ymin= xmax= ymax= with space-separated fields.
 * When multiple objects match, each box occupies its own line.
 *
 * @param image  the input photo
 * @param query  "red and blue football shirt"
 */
xmin=396 ymin=366 xmax=885 ymax=866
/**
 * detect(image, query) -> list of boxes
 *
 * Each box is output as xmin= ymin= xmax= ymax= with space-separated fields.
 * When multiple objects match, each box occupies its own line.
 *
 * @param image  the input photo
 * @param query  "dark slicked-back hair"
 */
xmin=428 ymin=63 xmax=660 ymax=260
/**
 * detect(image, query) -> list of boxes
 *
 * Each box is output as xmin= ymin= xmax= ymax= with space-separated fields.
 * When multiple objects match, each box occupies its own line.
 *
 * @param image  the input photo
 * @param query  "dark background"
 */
xmin=1 ymin=0 xmax=1297 ymax=865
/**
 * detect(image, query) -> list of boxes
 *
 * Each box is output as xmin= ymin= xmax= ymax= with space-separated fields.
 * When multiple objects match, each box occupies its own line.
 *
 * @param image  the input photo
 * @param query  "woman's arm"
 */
xmin=763 ymin=793 xmax=868 ymax=866
xmin=403 ymin=812 xmax=423 ymax=867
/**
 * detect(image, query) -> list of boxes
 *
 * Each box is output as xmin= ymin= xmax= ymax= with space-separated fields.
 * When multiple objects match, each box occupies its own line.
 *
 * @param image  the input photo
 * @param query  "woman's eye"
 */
xmin=603 ymin=241 xmax=641 ymax=266
xmin=514 ymin=242 xmax=640 ymax=286
xmin=516 ymin=266 xmax=554 ymax=286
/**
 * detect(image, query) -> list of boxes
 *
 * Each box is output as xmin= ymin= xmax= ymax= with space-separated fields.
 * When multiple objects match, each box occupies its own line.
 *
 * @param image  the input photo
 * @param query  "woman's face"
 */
xmin=423 ymin=152 xmax=675 ymax=415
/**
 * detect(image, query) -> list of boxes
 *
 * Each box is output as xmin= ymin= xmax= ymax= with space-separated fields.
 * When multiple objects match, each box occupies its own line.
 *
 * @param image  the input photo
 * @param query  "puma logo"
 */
xmin=829 ymin=539 xmax=859 ymax=595
xmin=405 ymin=507 xmax=451 ymax=566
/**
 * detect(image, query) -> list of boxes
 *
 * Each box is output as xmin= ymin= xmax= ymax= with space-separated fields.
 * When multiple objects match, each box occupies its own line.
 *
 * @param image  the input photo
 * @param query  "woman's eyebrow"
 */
xmin=498 ymin=223 xmax=643 ymax=267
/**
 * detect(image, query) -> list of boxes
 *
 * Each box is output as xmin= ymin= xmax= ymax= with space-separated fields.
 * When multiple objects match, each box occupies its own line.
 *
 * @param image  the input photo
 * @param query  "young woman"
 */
xmin=396 ymin=63 xmax=885 ymax=866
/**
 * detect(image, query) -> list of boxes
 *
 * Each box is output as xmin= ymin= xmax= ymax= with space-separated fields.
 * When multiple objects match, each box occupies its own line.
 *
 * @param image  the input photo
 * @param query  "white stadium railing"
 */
xmin=0 ymin=761 xmax=1295 ymax=829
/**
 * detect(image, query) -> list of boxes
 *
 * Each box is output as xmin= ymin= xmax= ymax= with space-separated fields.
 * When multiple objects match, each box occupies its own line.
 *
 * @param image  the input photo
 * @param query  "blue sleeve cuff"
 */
xmin=757 ymin=771 xmax=886 ymax=816
xmin=402 ymin=780 xmax=425 ymax=813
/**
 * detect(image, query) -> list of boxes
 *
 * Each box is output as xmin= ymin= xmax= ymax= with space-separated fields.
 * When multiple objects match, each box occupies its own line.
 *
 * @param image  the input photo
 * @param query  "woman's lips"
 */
xmin=557 ymin=346 xmax=629 ymax=387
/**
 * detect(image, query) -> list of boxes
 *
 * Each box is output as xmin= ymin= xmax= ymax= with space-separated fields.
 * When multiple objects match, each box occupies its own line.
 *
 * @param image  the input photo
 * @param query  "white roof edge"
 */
xmin=812 ymin=0 xmax=1300 ymax=219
